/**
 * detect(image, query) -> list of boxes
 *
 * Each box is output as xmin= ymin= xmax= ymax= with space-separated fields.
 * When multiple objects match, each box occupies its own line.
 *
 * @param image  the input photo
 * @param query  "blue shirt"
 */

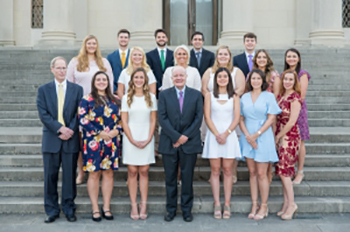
xmin=175 ymin=86 xmax=186 ymax=99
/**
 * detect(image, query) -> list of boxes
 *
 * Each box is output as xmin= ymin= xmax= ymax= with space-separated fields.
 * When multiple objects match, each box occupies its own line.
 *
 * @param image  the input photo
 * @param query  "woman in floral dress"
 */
xmin=79 ymin=71 xmax=122 ymax=222
xmin=275 ymin=69 xmax=302 ymax=220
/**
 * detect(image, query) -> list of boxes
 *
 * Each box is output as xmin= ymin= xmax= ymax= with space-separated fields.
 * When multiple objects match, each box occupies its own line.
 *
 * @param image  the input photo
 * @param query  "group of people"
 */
xmin=36 ymin=29 xmax=310 ymax=223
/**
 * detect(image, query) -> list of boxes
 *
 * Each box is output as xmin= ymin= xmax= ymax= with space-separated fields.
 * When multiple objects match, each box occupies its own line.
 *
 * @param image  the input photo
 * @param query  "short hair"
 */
xmin=213 ymin=67 xmax=235 ymax=99
xmin=50 ymin=56 xmax=66 ymax=67
xmin=171 ymin=65 xmax=186 ymax=76
xmin=243 ymin=32 xmax=257 ymax=41
xmin=154 ymin=28 xmax=168 ymax=38
xmin=117 ymin=29 xmax=130 ymax=37
xmin=191 ymin=31 xmax=204 ymax=41
xmin=246 ymin=69 xmax=269 ymax=91
xmin=173 ymin=45 xmax=190 ymax=65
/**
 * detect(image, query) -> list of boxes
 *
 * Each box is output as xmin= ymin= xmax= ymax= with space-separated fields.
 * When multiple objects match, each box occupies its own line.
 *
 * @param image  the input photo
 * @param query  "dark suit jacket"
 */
xmin=158 ymin=86 xmax=203 ymax=155
xmin=146 ymin=48 xmax=174 ymax=97
xmin=233 ymin=52 xmax=250 ymax=77
xmin=189 ymin=48 xmax=215 ymax=77
xmin=37 ymin=80 xmax=83 ymax=154
xmin=107 ymin=49 xmax=130 ymax=92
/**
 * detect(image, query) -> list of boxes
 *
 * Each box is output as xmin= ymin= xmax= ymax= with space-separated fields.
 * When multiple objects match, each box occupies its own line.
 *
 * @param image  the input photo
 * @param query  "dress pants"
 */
xmin=43 ymin=149 xmax=78 ymax=216
xmin=162 ymin=149 xmax=197 ymax=215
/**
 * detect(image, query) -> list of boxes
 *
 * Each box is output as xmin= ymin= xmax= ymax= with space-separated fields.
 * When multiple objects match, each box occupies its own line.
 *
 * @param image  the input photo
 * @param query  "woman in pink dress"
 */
xmin=275 ymin=69 xmax=302 ymax=220
xmin=66 ymin=35 xmax=114 ymax=184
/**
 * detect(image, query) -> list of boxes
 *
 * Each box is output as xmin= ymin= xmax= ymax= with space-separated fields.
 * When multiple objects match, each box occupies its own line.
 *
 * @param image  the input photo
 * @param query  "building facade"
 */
xmin=0 ymin=0 xmax=349 ymax=49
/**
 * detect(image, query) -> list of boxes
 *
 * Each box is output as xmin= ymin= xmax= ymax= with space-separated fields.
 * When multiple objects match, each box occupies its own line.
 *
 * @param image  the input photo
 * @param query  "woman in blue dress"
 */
xmin=240 ymin=69 xmax=281 ymax=220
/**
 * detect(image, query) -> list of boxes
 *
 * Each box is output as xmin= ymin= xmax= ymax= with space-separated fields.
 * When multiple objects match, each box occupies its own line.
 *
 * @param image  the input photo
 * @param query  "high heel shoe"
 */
xmin=223 ymin=205 xmax=231 ymax=219
xmin=213 ymin=204 xmax=222 ymax=219
xmin=139 ymin=201 xmax=148 ymax=220
xmin=293 ymin=170 xmax=304 ymax=185
xmin=101 ymin=206 xmax=114 ymax=220
xmin=247 ymin=201 xmax=260 ymax=219
xmin=254 ymin=203 xmax=268 ymax=220
xmin=277 ymin=211 xmax=285 ymax=217
xmin=130 ymin=203 xmax=139 ymax=220
xmin=281 ymin=204 xmax=298 ymax=220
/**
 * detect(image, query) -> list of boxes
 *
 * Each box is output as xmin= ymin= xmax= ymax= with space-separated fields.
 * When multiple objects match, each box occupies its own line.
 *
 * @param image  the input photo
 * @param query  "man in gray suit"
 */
xmin=158 ymin=66 xmax=203 ymax=222
xmin=37 ymin=57 xmax=83 ymax=223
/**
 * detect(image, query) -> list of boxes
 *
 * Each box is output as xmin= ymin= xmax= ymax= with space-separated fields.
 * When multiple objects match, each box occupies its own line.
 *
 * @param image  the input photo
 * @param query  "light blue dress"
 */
xmin=240 ymin=91 xmax=282 ymax=163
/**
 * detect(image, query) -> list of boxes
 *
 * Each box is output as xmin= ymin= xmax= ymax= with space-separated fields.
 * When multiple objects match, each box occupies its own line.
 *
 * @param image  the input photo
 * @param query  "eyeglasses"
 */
xmin=55 ymin=67 xmax=67 ymax=70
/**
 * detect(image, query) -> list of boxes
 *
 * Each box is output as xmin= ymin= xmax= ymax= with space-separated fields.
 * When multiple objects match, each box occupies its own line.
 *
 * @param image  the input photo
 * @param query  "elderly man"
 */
xmin=158 ymin=66 xmax=203 ymax=222
xmin=36 ymin=57 xmax=83 ymax=223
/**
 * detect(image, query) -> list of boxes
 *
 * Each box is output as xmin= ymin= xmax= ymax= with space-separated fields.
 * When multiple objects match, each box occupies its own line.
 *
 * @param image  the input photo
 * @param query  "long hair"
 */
xmin=213 ymin=67 xmax=235 ymax=99
xmin=252 ymin=49 xmax=275 ymax=84
xmin=125 ymin=47 xmax=151 ymax=75
xmin=76 ymin=35 xmax=106 ymax=73
xmin=173 ymin=45 xmax=190 ymax=65
xmin=127 ymin=67 xmax=153 ymax=108
xmin=90 ymin=71 xmax=119 ymax=106
xmin=279 ymin=69 xmax=301 ymax=96
xmin=284 ymin=48 xmax=301 ymax=74
xmin=212 ymin=45 xmax=233 ymax=73
xmin=246 ymin=69 xmax=269 ymax=92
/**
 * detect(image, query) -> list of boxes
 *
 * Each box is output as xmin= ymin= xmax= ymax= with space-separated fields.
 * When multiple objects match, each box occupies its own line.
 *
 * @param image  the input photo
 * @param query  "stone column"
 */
xmin=129 ymin=0 xmax=162 ymax=48
xmin=309 ymin=0 xmax=345 ymax=46
xmin=0 ymin=0 xmax=15 ymax=46
xmin=218 ymin=0 xmax=253 ymax=48
xmin=38 ymin=0 xmax=76 ymax=47
xmin=295 ymin=0 xmax=312 ymax=46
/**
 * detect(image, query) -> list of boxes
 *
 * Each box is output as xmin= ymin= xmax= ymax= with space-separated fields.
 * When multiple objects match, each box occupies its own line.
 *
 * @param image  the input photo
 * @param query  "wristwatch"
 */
xmin=227 ymin=129 xmax=232 ymax=134
xmin=257 ymin=130 xmax=262 ymax=135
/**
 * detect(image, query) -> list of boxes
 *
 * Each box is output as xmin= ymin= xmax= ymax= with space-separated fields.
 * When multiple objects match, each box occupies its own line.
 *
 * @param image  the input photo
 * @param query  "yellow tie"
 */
xmin=58 ymin=83 xmax=65 ymax=126
xmin=121 ymin=51 xmax=126 ymax=68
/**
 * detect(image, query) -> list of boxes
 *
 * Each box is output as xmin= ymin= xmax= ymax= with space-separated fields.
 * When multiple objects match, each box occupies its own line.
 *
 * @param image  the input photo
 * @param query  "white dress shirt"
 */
xmin=54 ymin=78 xmax=67 ymax=98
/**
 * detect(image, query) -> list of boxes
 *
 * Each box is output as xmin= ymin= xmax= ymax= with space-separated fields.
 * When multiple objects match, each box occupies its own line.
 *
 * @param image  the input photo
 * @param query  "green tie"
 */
xmin=161 ymin=49 xmax=165 ymax=71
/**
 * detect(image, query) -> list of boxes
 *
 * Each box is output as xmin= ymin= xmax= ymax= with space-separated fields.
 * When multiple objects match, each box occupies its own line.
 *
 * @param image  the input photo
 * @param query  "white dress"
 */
xmin=161 ymin=66 xmax=201 ymax=91
xmin=118 ymin=69 xmax=157 ymax=95
xmin=202 ymin=93 xmax=242 ymax=159
xmin=121 ymin=93 xmax=157 ymax=165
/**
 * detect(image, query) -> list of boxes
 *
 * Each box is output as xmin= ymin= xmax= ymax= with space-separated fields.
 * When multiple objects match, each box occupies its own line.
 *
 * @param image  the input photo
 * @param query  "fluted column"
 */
xmin=38 ymin=0 xmax=76 ymax=47
xmin=309 ymin=0 xmax=345 ymax=46
xmin=219 ymin=0 xmax=253 ymax=47
xmin=129 ymin=0 xmax=162 ymax=48
xmin=0 ymin=0 xmax=15 ymax=46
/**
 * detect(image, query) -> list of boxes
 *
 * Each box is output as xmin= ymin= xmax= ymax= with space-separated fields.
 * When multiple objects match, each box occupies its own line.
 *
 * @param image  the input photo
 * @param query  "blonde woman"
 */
xmin=121 ymin=67 xmax=157 ymax=220
xmin=66 ymin=35 xmax=114 ymax=185
xmin=117 ymin=47 xmax=157 ymax=99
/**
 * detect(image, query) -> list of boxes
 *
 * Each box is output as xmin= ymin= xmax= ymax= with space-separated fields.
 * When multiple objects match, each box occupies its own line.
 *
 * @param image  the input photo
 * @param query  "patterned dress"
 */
xmin=266 ymin=70 xmax=280 ymax=94
xmin=297 ymin=69 xmax=311 ymax=140
xmin=78 ymin=94 xmax=122 ymax=172
xmin=275 ymin=92 xmax=302 ymax=177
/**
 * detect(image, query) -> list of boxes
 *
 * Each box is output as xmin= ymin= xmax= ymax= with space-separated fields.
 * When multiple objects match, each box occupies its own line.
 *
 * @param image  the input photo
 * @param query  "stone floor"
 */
xmin=0 ymin=213 xmax=349 ymax=232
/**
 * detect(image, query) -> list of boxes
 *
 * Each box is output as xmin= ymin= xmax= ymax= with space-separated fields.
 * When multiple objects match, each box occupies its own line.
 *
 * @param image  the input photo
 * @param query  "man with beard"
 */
xmin=146 ymin=29 xmax=174 ymax=98
xmin=107 ymin=29 xmax=130 ymax=93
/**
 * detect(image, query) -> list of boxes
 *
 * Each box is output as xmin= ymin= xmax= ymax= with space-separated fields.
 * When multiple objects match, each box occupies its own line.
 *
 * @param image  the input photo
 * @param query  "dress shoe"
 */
xmin=92 ymin=211 xmax=102 ymax=222
xmin=44 ymin=214 xmax=59 ymax=223
xmin=164 ymin=212 xmax=176 ymax=222
xmin=183 ymin=213 xmax=193 ymax=222
xmin=101 ymin=206 xmax=114 ymax=220
xmin=65 ymin=214 xmax=77 ymax=222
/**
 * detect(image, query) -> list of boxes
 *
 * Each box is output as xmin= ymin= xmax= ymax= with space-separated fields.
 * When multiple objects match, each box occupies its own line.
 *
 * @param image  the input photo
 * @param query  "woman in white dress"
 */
xmin=121 ymin=67 xmax=157 ymax=220
xmin=202 ymin=67 xmax=241 ymax=219
xmin=201 ymin=45 xmax=246 ymax=184
xmin=117 ymin=47 xmax=157 ymax=99
xmin=162 ymin=45 xmax=201 ymax=91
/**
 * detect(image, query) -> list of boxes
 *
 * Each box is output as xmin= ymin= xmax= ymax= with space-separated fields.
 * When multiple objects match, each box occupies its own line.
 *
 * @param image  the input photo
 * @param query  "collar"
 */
xmin=157 ymin=47 xmax=167 ymax=53
xmin=193 ymin=48 xmax=203 ymax=54
xmin=245 ymin=51 xmax=255 ymax=58
xmin=54 ymin=78 xmax=67 ymax=87
xmin=175 ymin=85 xmax=186 ymax=96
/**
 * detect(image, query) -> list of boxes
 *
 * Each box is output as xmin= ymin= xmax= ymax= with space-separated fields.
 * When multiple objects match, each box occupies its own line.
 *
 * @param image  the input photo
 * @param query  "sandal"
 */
xmin=139 ymin=201 xmax=148 ymax=220
xmin=247 ymin=201 xmax=259 ymax=219
xmin=223 ymin=205 xmax=231 ymax=219
xmin=293 ymin=170 xmax=304 ymax=185
xmin=130 ymin=203 xmax=139 ymax=220
xmin=254 ymin=203 xmax=269 ymax=220
xmin=213 ymin=204 xmax=222 ymax=219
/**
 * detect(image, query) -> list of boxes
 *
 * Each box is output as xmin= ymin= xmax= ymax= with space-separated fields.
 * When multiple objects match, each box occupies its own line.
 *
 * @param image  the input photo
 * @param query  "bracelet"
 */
xmin=257 ymin=130 xmax=262 ymax=135
xmin=227 ymin=129 xmax=232 ymax=134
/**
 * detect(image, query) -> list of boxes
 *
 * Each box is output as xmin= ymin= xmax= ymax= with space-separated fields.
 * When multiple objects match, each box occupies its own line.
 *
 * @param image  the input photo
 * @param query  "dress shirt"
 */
xmin=175 ymin=85 xmax=186 ymax=99
xmin=119 ymin=48 xmax=129 ymax=60
xmin=157 ymin=47 xmax=167 ymax=60
xmin=245 ymin=51 xmax=255 ymax=65
xmin=54 ymin=79 xmax=67 ymax=98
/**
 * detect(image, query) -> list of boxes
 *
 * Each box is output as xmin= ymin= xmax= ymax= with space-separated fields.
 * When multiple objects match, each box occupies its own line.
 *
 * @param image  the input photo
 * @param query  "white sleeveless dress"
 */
xmin=202 ymin=93 xmax=242 ymax=159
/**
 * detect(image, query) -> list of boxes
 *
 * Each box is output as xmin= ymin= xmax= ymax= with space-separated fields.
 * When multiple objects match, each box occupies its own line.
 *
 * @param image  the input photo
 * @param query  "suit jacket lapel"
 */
xmin=191 ymin=49 xmax=198 ymax=68
xmin=241 ymin=53 xmax=249 ymax=73
xmin=170 ymin=87 xmax=181 ymax=115
xmin=116 ymin=50 xmax=122 ymax=69
xmin=165 ymin=49 xmax=173 ymax=67
xmin=63 ymin=81 xmax=72 ymax=113
xmin=181 ymin=86 xmax=190 ymax=115
xmin=49 ymin=81 xmax=58 ymax=118
xmin=124 ymin=48 xmax=130 ymax=68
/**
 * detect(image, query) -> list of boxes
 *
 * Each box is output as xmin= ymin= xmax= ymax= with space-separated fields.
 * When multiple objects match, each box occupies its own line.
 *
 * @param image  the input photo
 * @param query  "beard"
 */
xmin=156 ymin=41 xmax=167 ymax=47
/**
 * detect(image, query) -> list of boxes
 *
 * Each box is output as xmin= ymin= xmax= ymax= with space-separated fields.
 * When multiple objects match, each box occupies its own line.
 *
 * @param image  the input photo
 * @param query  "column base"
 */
xmin=218 ymin=30 xmax=249 ymax=48
xmin=0 ymin=40 xmax=15 ymax=46
xmin=36 ymin=31 xmax=76 ymax=48
xmin=309 ymin=30 xmax=346 ymax=46
xmin=129 ymin=31 xmax=155 ymax=48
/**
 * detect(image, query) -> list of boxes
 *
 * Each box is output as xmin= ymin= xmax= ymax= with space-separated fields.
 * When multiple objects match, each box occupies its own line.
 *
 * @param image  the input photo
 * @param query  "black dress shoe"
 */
xmin=65 ymin=214 xmax=77 ymax=222
xmin=183 ymin=214 xmax=193 ymax=222
xmin=44 ymin=214 xmax=59 ymax=223
xmin=92 ymin=211 xmax=102 ymax=222
xmin=101 ymin=206 xmax=114 ymax=220
xmin=164 ymin=212 xmax=176 ymax=222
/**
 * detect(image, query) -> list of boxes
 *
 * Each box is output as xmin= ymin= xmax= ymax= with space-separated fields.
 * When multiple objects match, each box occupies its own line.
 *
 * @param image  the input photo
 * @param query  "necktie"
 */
xmin=179 ymin=91 xmax=183 ymax=113
xmin=58 ymin=83 xmax=65 ymax=126
xmin=161 ymin=49 xmax=165 ymax=71
xmin=121 ymin=51 xmax=126 ymax=68
xmin=248 ymin=54 xmax=253 ymax=71
xmin=196 ymin=52 xmax=201 ymax=67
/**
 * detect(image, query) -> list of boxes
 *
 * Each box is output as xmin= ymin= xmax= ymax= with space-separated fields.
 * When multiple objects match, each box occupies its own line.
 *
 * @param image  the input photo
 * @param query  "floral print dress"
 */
xmin=78 ymin=94 xmax=122 ymax=172
xmin=275 ymin=92 xmax=302 ymax=177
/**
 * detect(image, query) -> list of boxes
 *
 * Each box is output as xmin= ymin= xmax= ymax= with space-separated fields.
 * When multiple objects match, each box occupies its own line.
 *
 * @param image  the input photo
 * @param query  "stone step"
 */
xmin=0 ymin=111 xmax=38 ymax=119
xmin=1 ymin=196 xmax=349 ymax=214
xmin=308 ymin=85 xmax=350 ymax=91
xmin=1 ymin=166 xmax=349 ymax=182
xmin=0 ymin=92 xmax=37 ymax=98
xmin=306 ymin=97 xmax=350 ymax=104
xmin=0 ymin=84 xmax=40 ymax=91
xmin=308 ymin=111 xmax=350 ymax=119
xmin=0 ymin=104 xmax=37 ymax=111
xmin=0 ymin=119 xmax=41 ymax=127
xmin=308 ymin=127 xmax=350 ymax=143
xmin=308 ymin=104 xmax=350 ymax=111
xmin=306 ymin=91 xmax=350 ymax=97
xmin=308 ymin=119 xmax=350 ymax=127
xmin=0 ymin=181 xmax=349 ymax=198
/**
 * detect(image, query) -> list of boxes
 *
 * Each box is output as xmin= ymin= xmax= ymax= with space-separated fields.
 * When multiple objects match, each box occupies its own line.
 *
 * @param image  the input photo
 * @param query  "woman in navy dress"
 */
xmin=79 ymin=71 xmax=122 ymax=222
xmin=240 ymin=69 xmax=281 ymax=220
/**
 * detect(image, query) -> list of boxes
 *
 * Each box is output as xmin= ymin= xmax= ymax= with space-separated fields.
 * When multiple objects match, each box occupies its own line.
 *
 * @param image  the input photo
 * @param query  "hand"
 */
xmin=250 ymin=141 xmax=258 ymax=149
xmin=173 ymin=141 xmax=181 ymax=148
xmin=217 ymin=133 xmax=228 ymax=145
xmin=59 ymin=133 xmax=70 ymax=140
xmin=59 ymin=126 xmax=74 ymax=138
xmin=246 ymin=133 xmax=258 ymax=144
xmin=275 ymin=134 xmax=282 ymax=147
xmin=106 ymin=129 xmax=118 ymax=139
xmin=138 ymin=140 xmax=149 ymax=149
xmin=177 ymin=135 xmax=188 ymax=145
xmin=99 ymin=131 xmax=111 ymax=142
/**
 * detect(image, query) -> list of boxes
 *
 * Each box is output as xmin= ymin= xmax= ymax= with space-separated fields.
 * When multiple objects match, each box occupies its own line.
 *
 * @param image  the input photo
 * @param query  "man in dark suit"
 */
xmin=233 ymin=32 xmax=258 ymax=78
xmin=36 ymin=57 xmax=83 ymax=223
xmin=107 ymin=29 xmax=130 ymax=93
xmin=158 ymin=66 xmax=203 ymax=222
xmin=146 ymin=29 xmax=174 ymax=98
xmin=189 ymin=31 xmax=215 ymax=77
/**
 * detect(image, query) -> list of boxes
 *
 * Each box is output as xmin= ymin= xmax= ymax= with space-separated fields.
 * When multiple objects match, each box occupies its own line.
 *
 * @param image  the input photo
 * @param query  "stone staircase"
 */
xmin=0 ymin=48 xmax=349 ymax=214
